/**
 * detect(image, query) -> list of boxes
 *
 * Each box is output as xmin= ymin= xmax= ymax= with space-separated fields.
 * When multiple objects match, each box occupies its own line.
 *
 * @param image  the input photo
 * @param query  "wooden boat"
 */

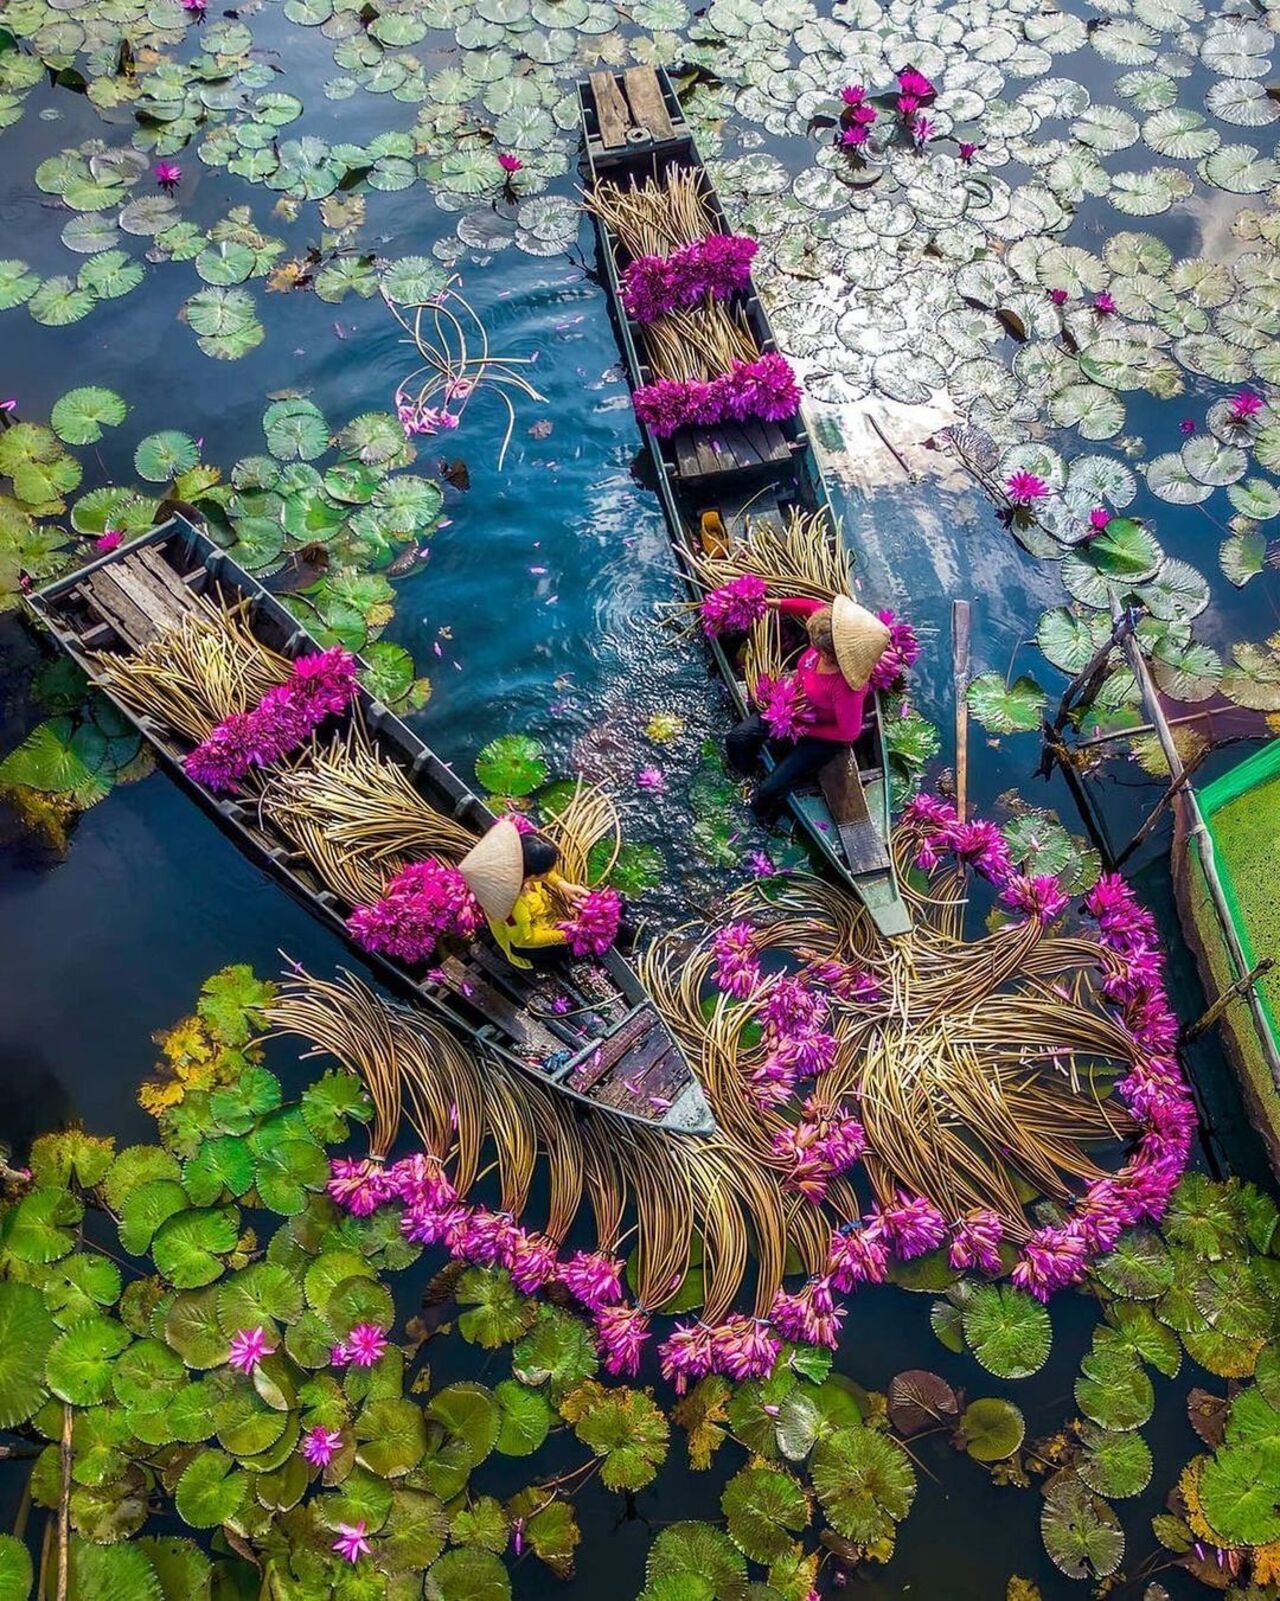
xmin=26 ymin=515 xmax=716 ymax=1135
xmin=579 ymin=66 xmax=911 ymax=939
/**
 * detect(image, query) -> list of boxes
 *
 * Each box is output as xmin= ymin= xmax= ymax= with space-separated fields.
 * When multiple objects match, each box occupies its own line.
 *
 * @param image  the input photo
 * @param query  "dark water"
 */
xmin=1 ymin=30 xmax=1274 ymax=1601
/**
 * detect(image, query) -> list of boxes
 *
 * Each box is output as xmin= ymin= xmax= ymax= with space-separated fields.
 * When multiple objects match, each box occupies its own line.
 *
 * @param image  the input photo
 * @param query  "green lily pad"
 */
xmin=46 ymin=1315 xmax=131 ymax=1406
xmin=0 ymin=1535 xmax=32 ymax=1601
xmin=1075 ymin=1344 xmax=1154 ymax=1430
xmin=381 ymin=255 xmax=449 ymax=304
xmin=175 ymin=1449 xmax=247 ymax=1529
xmin=475 ymin=733 xmax=548 ymax=795
xmin=1083 ymin=516 xmax=1162 ymax=582
xmin=644 ymin=1523 xmax=744 ymax=1601
xmin=957 ymin=1397 xmax=1025 ymax=1461
xmin=721 ymin=1463 xmax=809 ymax=1563
xmin=1077 ymin=1423 xmax=1152 ymax=1497
xmin=511 ymin=1304 xmax=598 ymax=1396
xmin=457 ymin=1267 xmax=536 ymax=1349
xmin=134 ymin=430 xmax=199 ymax=482
xmin=28 ymin=275 xmax=97 ymax=327
xmin=0 ymin=259 xmax=39 ymax=310
xmin=962 ymin=1284 xmax=1052 ymax=1378
xmin=966 ymin=673 xmax=1046 ymax=735
xmin=264 ymin=397 xmax=330 ymax=461
xmin=1041 ymin=1474 xmax=1124 ymax=1578
xmin=494 ymin=1378 xmax=551 ymax=1456
xmin=50 ymin=385 xmax=127 ymax=445
xmin=356 ymin=1396 xmax=427 ymax=1477
xmin=77 ymin=250 xmax=145 ymax=300
xmin=810 ymin=1425 xmax=916 ymax=1544
xmin=0 ymin=1283 xmax=57 ymax=1429
xmin=425 ymin=1548 xmax=511 ymax=1601
xmin=426 ymin=1382 xmax=501 ymax=1468
xmin=151 ymin=1205 xmax=240 ymax=1289
xmin=1199 ymin=1443 xmax=1280 ymax=1546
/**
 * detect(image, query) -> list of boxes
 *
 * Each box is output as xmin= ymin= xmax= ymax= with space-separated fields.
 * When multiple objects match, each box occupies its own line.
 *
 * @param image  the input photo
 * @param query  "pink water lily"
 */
xmin=1093 ymin=290 xmax=1116 ymax=315
xmin=1228 ymin=389 xmax=1263 ymax=424
xmin=957 ymin=141 xmax=980 ymax=163
xmin=181 ymin=0 xmax=206 ymax=12
xmin=497 ymin=151 xmax=523 ymax=173
xmin=910 ymin=115 xmax=935 ymax=144
xmin=0 ymin=399 xmax=16 ymax=413
xmin=333 ymin=1522 xmax=371 ymax=1563
xmin=1089 ymin=506 xmax=1110 ymax=531
xmin=1048 ymin=287 xmax=1069 ymax=306
xmin=346 ymin=1323 xmax=388 ymax=1367
xmin=1005 ymin=469 xmax=1049 ymax=505
xmin=636 ymin=766 xmax=665 ymax=793
xmin=1179 ymin=417 xmax=1196 ymax=435
xmin=301 ymin=1427 xmax=343 ymax=1467
xmin=94 ymin=528 xmax=123 ymax=553
xmin=228 ymin=1325 xmax=275 ymax=1374
xmin=154 ymin=161 xmax=182 ymax=190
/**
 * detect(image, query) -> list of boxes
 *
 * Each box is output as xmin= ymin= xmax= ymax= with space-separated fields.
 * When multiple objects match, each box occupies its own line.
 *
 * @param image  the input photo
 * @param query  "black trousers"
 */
xmin=726 ymin=713 xmax=836 ymax=817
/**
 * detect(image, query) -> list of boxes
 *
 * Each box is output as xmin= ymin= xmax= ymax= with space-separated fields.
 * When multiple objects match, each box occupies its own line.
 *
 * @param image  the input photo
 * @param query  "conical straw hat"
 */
xmin=830 ymin=595 xmax=890 ymax=690
xmin=459 ymin=819 xmax=525 ymax=922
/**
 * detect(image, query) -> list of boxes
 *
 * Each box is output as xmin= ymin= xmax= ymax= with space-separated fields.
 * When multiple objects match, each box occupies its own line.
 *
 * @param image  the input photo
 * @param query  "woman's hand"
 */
xmin=559 ymin=880 xmax=589 ymax=904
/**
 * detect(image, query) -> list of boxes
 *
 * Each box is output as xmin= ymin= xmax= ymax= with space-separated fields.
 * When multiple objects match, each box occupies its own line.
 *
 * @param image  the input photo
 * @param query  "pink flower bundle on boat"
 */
xmin=633 ymin=352 xmax=802 ymax=437
xmin=867 ymin=608 xmax=920 ymax=692
xmin=185 ymin=648 xmax=358 ymax=791
xmin=620 ymin=232 xmax=758 ymax=322
xmin=347 ymin=858 xmax=482 ymax=965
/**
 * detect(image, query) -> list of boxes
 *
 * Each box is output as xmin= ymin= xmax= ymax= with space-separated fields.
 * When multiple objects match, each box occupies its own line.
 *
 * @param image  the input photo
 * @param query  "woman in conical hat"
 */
xmin=459 ymin=820 xmax=589 ymax=969
xmin=726 ymin=592 xmax=890 ymax=819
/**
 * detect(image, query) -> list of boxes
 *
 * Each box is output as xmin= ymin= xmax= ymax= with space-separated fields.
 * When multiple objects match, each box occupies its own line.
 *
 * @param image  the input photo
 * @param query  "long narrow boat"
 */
xmin=578 ymin=67 xmax=911 ymax=939
xmin=27 ymin=515 xmax=715 ymax=1135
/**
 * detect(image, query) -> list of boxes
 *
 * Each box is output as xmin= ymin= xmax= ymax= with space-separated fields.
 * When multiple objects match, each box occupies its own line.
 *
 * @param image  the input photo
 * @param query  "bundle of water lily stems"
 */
xmin=270 ymin=807 xmax=1174 ymax=1386
xmin=584 ymin=168 xmax=714 ymax=258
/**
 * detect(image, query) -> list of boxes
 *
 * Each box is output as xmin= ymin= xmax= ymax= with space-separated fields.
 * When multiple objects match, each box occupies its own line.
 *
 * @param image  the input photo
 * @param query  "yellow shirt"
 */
xmin=487 ymin=875 xmax=569 ymax=968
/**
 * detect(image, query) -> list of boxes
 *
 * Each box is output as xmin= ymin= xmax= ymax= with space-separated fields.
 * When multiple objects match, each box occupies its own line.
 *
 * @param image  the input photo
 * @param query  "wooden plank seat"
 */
xmin=588 ymin=65 xmax=676 ymax=148
xmin=565 ymin=1006 xmax=658 ymax=1094
xmin=672 ymin=421 xmax=791 ymax=484
xmin=820 ymin=750 xmax=891 ymax=876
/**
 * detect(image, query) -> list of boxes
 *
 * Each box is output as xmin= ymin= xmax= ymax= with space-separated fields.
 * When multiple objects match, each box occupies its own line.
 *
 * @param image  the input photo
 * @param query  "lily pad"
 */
xmin=264 ymin=398 xmax=330 ymax=462
xmin=721 ymin=1463 xmax=809 ymax=1563
xmin=956 ymin=1397 xmax=1025 ymax=1461
xmin=0 ymin=1283 xmax=57 ymax=1429
xmin=966 ymin=673 xmax=1046 ymax=735
xmin=962 ymin=1284 xmax=1052 ymax=1378
xmin=475 ymin=733 xmax=548 ymax=796
xmin=50 ymin=386 xmax=127 ymax=445
xmin=134 ymin=431 xmax=199 ymax=482
xmin=810 ymin=1425 xmax=917 ymax=1544
xmin=1041 ymin=1474 xmax=1124 ymax=1578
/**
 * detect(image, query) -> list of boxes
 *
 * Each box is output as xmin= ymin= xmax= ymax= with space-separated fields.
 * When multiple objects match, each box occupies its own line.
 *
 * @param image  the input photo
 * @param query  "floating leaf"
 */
xmin=151 ymin=1205 xmax=239 ymax=1289
xmin=494 ymin=1378 xmax=551 ymax=1456
xmin=1077 ymin=1423 xmax=1153 ymax=1496
xmin=562 ymin=1381 xmax=669 ymax=1491
xmin=645 ymin=1522 xmax=746 ymax=1601
xmin=1041 ymin=1475 xmax=1124 ymax=1579
xmin=457 ymin=1267 xmax=536 ymax=1349
xmin=50 ymin=386 xmax=126 ymax=445
xmin=1075 ymin=1344 xmax=1155 ymax=1430
xmin=957 ymin=1397 xmax=1025 ymax=1461
xmin=1199 ymin=1443 xmax=1280 ymax=1546
xmin=134 ymin=431 xmax=199 ymax=483
xmin=0 ymin=1283 xmax=57 ymax=1428
xmin=886 ymin=1370 xmax=959 ymax=1436
xmin=962 ymin=1284 xmax=1052 ymax=1378
xmin=810 ymin=1425 xmax=917 ymax=1544
xmin=356 ymin=1396 xmax=427 ymax=1477
xmin=77 ymin=250 xmax=144 ymax=300
xmin=264 ymin=397 xmax=330 ymax=462
xmin=512 ymin=1305 xmax=598 ymax=1396
xmin=966 ymin=673 xmax=1046 ymax=735
xmin=381 ymin=255 xmax=449 ymax=304
xmin=175 ymin=1449 xmax=247 ymax=1529
xmin=46 ymin=1314 xmax=131 ymax=1406
xmin=721 ymin=1463 xmax=809 ymax=1563
xmin=0 ymin=259 xmax=39 ymax=310
xmin=425 ymin=1548 xmax=511 ymax=1601
xmin=1083 ymin=517 xmax=1162 ymax=582
xmin=475 ymin=733 xmax=548 ymax=796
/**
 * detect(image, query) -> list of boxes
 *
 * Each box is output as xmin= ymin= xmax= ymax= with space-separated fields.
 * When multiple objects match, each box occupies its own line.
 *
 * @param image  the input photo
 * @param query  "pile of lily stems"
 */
xmin=640 ymin=302 xmax=760 ymax=385
xmin=641 ymin=864 xmax=1135 ymax=1241
xmin=92 ymin=595 xmax=290 ymax=744
xmin=583 ymin=169 xmax=713 ymax=258
xmin=686 ymin=503 xmax=853 ymax=601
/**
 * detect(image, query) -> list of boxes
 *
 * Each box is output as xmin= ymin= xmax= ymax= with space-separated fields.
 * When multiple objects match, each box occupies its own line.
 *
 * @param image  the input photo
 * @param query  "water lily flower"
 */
xmin=558 ymin=886 xmax=623 ymax=957
xmin=711 ymin=921 xmax=762 ymax=998
xmin=957 ymin=141 xmax=980 ymax=163
xmin=838 ymin=125 xmax=870 ymax=148
xmin=511 ymin=1518 xmax=525 ymax=1557
xmin=896 ymin=92 xmax=920 ymax=116
xmin=301 ymin=1426 xmax=343 ymax=1467
xmin=1048 ymin=287 xmax=1069 ymax=306
xmin=700 ymin=572 xmax=768 ymax=636
xmin=345 ymin=1323 xmax=388 ymax=1367
xmin=636 ymin=766 xmax=665 ymax=793
xmin=496 ymin=152 xmax=523 ymax=173
xmin=948 ymin=1209 xmax=1003 ymax=1274
xmin=332 ymin=1522 xmax=371 ymax=1564
xmin=228 ymin=1325 xmax=275 ymax=1374
xmin=1179 ymin=417 xmax=1196 ymax=435
xmin=558 ymin=1249 xmax=624 ymax=1311
xmin=1089 ymin=506 xmax=1110 ymax=531
xmin=840 ymin=83 xmax=868 ymax=104
xmin=154 ymin=160 xmax=182 ymax=191
xmin=181 ymin=0 xmax=206 ymax=12
xmin=911 ymin=115 xmax=935 ymax=144
xmin=1228 ymin=389 xmax=1263 ymax=424
xmin=897 ymin=66 xmax=936 ymax=100
xmin=1005 ymin=469 xmax=1049 ymax=505
xmin=0 ymin=399 xmax=16 ymax=413
xmin=94 ymin=528 xmax=124 ymax=554
xmin=595 ymin=1304 xmax=650 ymax=1377
xmin=1093 ymin=290 xmax=1116 ymax=315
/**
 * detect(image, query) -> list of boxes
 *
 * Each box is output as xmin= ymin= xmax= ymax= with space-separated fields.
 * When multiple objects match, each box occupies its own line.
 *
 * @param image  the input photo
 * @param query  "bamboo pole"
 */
xmin=952 ymin=600 xmax=970 ymax=824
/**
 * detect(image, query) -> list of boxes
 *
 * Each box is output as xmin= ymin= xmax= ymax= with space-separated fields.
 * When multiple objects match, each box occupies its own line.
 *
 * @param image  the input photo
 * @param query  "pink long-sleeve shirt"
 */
xmin=776 ymin=596 xmax=867 ymax=742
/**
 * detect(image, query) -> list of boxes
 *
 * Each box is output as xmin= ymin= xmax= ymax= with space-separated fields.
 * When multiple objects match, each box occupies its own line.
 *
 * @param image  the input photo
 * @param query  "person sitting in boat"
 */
xmin=727 ymin=594 xmax=890 ymax=819
xmin=459 ymin=819 xmax=589 ymax=968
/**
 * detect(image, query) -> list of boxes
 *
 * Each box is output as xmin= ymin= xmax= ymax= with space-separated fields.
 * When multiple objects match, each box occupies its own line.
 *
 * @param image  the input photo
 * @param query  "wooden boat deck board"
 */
xmin=586 ymin=64 xmax=679 ymax=150
xmin=28 ymin=519 xmax=717 ymax=1136
xmin=673 ymin=422 xmax=791 ymax=484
